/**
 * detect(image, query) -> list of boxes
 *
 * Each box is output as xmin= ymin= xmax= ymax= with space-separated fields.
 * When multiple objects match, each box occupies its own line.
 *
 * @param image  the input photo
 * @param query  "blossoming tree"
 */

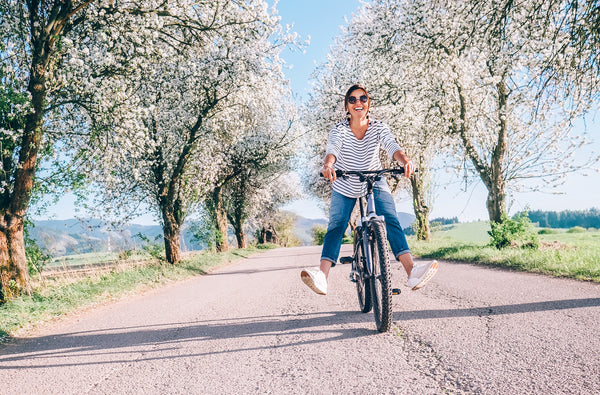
xmin=63 ymin=0 xmax=298 ymax=261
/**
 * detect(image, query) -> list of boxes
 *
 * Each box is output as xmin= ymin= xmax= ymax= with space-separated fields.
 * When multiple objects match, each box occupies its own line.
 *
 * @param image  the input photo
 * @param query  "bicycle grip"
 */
xmin=319 ymin=170 xmax=343 ymax=177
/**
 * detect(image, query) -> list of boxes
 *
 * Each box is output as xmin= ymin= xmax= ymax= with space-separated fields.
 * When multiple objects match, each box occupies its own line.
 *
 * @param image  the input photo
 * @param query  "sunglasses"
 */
xmin=347 ymin=95 xmax=368 ymax=104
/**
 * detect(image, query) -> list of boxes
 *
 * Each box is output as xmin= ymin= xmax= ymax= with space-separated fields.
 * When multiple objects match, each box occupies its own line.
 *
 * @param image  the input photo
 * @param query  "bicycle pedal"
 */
xmin=339 ymin=256 xmax=353 ymax=264
xmin=392 ymin=288 xmax=401 ymax=295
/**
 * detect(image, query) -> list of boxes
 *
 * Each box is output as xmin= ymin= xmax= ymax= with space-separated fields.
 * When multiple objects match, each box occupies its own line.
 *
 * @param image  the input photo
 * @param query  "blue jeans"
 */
xmin=320 ymin=186 xmax=411 ymax=264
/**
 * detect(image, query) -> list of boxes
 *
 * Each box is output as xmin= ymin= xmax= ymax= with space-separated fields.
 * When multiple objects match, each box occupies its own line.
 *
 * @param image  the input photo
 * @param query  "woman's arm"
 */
xmin=321 ymin=153 xmax=337 ymax=182
xmin=393 ymin=150 xmax=415 ymax=178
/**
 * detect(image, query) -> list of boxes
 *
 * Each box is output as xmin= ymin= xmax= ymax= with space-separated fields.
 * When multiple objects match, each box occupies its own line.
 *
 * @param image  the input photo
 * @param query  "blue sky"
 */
xmin=273 ymin=0 xmax=362 ymax=100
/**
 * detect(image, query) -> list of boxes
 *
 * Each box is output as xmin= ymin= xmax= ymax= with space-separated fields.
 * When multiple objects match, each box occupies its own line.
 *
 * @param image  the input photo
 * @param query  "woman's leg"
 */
xmin=373 ymin=187 xmax=414 ymax=275
xmin=320 ymin=191 xmax=356 ymax=277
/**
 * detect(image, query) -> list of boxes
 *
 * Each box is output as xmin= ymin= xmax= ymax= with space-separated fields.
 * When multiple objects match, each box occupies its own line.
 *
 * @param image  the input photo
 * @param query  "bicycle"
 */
xmin=330 ymin=167 xmax=407 ymax=332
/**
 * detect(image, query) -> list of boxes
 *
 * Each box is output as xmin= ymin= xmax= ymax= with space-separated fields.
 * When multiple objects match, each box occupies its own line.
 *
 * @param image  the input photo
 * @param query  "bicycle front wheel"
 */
xmin=354 ymin=229 xmax=372 ymax=313
xmin=369 ymin=220 xmax=393 ymax=332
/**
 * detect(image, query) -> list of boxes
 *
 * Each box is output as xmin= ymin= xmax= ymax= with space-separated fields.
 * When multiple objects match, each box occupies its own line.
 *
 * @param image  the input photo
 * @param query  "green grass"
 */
xmin=410 ymin=223 xmax=600 ymax=282
xmin=433 ymin=221 xmax=492 ymax=243
xmin=0 ymin=246 xmax=274 ymax=343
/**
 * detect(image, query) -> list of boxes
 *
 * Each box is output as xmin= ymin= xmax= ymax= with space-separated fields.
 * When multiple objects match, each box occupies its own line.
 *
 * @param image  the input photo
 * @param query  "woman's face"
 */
xmin=346 ymin=89 xmax=370 ymax=120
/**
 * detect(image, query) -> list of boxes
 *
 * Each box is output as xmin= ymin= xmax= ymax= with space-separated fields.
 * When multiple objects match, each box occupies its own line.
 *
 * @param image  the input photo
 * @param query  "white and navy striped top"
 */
xmin=326 ymin=119 xmax=402 ymax=198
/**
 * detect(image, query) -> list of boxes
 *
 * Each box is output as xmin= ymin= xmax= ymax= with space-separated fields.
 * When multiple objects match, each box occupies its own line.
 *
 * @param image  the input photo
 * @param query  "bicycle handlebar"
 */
xmin=319 ymin=168 xmax=413 ymax=178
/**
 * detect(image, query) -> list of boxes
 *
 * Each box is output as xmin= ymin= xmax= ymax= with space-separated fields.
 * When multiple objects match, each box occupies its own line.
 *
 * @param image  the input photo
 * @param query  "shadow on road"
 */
xmin=395 ymin=297 xmax=600 ymax=321
xmin=2 ymin=297 xmax=598 ymax=369
xmin=0 ymin=310 xmax=375 ymax=369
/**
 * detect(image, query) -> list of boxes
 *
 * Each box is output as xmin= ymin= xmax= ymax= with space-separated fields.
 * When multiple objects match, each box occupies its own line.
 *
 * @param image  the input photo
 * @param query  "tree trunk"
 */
xmin=208 ymin=187 xmax=229 ymax=252
xmin=234 ymin=226 xmax=247 ymax=249
xmin=451 ymin=76 xmax=508 ymax=225
xmin=227 ymin=201 xmax=247 ymax=249
xmin=486 ymin=78 xmax=509 ymax=224
xmin=0 ymin=28 xmax=49 ymax=300
xmin=0 ymin=218 xmax=30 ymax=302
xmin=162 ymin=220 xmax=182 ymax=264
xmin=410 ymin=161 xmax=431 ymax=241
xmin=230 ymin=214 xmax=246 ymax=248
xmin=486 ymin=178 xmax=506 ymax=223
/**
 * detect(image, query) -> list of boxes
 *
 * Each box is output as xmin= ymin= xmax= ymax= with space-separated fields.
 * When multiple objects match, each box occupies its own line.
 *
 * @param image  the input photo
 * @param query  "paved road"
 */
xmin=1 ymin=245 xmax=599 ymax=394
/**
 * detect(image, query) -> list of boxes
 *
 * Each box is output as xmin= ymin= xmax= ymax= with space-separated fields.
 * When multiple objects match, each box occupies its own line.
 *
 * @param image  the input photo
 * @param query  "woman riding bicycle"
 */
xmin=301 ymin=84 xmax=438 ymax=295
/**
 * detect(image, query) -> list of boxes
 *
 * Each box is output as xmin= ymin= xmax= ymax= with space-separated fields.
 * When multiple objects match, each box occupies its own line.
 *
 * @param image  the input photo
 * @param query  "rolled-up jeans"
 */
xmin=320 ymin=186 xmax=411 ymax=264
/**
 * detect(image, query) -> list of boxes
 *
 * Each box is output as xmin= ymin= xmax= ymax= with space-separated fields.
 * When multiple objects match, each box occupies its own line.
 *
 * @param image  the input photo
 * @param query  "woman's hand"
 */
xmin=403 ymin=160 xmax=415 ymax=178
xmin=321 ymin=164 xmax=337 ymax=182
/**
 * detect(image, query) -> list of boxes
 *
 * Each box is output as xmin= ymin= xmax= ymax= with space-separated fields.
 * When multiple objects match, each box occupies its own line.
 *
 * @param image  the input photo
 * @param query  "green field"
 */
xmin=410 ymin=222 xmax=600 ymax=282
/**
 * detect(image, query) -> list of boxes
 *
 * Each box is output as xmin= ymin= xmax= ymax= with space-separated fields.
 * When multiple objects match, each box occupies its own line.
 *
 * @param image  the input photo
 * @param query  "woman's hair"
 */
xmin=344 ymin=84 xmax=370 ymax=105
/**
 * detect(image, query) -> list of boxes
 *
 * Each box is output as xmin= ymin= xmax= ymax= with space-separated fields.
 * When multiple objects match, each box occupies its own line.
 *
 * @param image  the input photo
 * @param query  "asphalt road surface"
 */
xmin=1 ymin=245 xmax=599 ymax=394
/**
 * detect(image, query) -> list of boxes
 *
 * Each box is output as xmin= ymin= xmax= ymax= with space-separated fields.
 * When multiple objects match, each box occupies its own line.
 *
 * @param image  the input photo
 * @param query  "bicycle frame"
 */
xmin=341 ymin=168 xmax=405 ymax=279
xmin=355 ymin=177 xmax=386 ymax=280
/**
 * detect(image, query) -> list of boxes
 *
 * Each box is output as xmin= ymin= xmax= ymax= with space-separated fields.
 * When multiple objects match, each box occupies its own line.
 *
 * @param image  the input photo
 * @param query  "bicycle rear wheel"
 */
xmin=353 ymin=229 xmax=372 ymax=313
xmin=369 ymin=220 xmax=393 ymax=332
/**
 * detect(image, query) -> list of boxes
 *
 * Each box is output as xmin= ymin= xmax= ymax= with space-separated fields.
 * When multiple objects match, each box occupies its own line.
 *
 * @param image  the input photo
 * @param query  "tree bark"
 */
xmin=410 ymin=166 xmax=431 ymax=241
xmin=233 ymin=226 xmax=247 ymax=249
xmin=208 ymin=187 xmax=229 ymax=252
xmin=230 ymin=212 xmax=246 ymax=248
xmin=486 ymin=78 xmax=509 ymax=224
xmin=0 ymin=219 xmax=29 ymax=302
xmin=162 ymin=221 xmax=182 ymax=264
xmin=227 ymin=199 xmax=247 ymax=249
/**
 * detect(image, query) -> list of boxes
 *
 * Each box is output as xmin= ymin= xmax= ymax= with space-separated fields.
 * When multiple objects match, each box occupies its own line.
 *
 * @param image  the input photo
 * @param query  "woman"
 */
xmin=301 ymin=84 xmax=438 ymax=295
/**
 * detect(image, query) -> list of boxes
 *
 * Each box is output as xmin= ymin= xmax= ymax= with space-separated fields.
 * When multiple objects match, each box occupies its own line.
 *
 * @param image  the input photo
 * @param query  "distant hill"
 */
xmin=397 ymin=212 xmax=416 ymax=229
xmin=294 ymin=216 xmax=328 ymax=245
xmin=30 ymin=212 xmax=415 ymax=256
xmin=292 ymin=212 xmax=415 ymax=245
xmin=30 ymin=219 xmax=200 ymax=256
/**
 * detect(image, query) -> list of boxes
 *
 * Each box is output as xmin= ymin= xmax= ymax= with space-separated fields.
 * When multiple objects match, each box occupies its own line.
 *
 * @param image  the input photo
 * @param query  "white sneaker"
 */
xmin=408 ymin=260 xmax=438 ymax=290
xmin=301 ymin=268 xmax=328 ymax=295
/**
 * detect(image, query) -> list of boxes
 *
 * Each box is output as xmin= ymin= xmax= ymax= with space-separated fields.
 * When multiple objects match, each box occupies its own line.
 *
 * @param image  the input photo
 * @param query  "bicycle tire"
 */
xmin=353 ymin=229 xmax=372 ymax=313
xmin=369 ymin=220 xmax=393 ymax=332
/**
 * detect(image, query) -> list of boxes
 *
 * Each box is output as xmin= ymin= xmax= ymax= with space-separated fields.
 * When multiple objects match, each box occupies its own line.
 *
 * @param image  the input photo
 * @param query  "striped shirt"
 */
xmin=326 ymin=119 xmax=402 ymax=198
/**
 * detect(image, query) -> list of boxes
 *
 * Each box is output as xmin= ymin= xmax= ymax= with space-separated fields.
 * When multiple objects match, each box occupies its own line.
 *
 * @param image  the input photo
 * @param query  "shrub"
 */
xmin=538 ymin=228 xmax=558 ymax=235
xmin=311 ymin=225 xmax=327 ymax=245
xmin=342 ymin=233 xmax=353 ymax=244
xmin=567 ymin=226 xmax=586 ymax=233
xmin=135 ymin=233 xmax=166 ymax=261
xmin=489 ymin=212 xmax=539 ymax=249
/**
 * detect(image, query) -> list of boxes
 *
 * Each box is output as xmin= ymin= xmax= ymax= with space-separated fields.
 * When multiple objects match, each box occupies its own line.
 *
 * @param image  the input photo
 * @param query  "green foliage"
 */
xmin=524 ymin=208 xmax=600 ymax=229
xmin=567 ymin=226 xmax=586 ymax=233
xmin=488 ymin=212 xmax=539 ymax=249
xmin=23 ymin=220 xmax=52 ymax=276
xmin=190 ymin=211 xmax=221 ymax=252
xmin=273 ymin=212 xmax=302 ymax=247
xmin=135 ymin=233 xmax=165 ymax=261
xmin=310 ymin=224 xmax=351 ymax=245
xmin=118 ymin=249 xmax=134 ymax=260
xmin=311 ymin=225 xmax=326 ymax=245
xmin=538 ymin=228 xmax=558 ymax=234
xmin=255 ymin=243 xmax=278 ymax=250
xmin=342 ymin=232 xmax=353 ymax=244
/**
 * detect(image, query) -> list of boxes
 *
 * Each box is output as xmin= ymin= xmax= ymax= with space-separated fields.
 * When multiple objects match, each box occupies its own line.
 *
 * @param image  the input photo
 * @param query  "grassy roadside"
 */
xmin=0 ymin=245 xmax=276 ymax=344
xmin=409 ymin=223 xmax=600 ymax=282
